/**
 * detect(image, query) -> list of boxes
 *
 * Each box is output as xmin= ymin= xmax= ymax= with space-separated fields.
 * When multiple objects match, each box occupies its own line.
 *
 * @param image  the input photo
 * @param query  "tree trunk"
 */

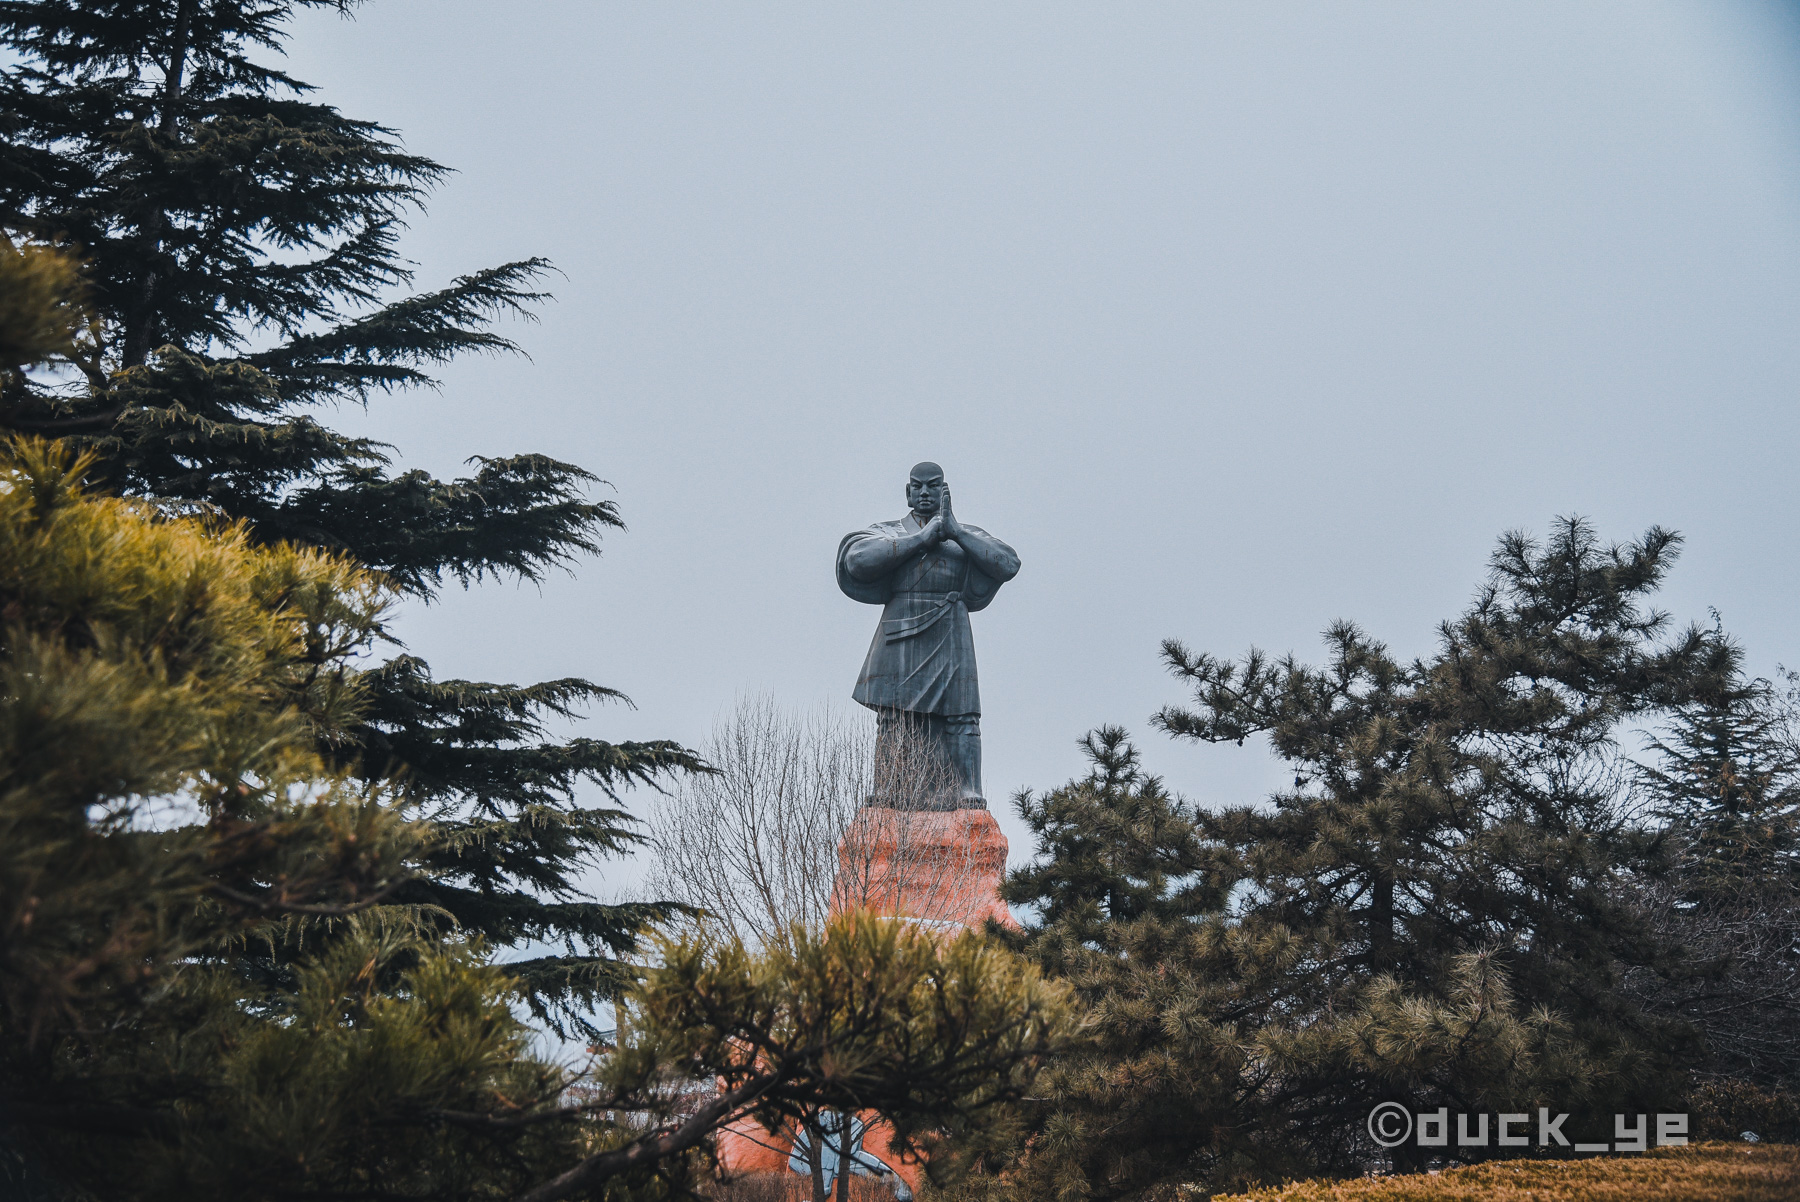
xmin=804 ymin=1114 xmax=827 ymax=1202
xmin=1370 ymin=868 xmax=1395 ymax=971
xmin=124 ymin=0 xmax=196 ymax=367
xmin=833 ymin=1112 xmax=854 ymax=1202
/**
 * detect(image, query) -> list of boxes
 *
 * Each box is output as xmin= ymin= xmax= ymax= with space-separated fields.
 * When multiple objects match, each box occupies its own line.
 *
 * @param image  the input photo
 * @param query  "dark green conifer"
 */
xmin=997 ymin=729 xmax=1271 ymax=1197
xmin=1642 ymin=676 xmax=1800 ymax=893
xmin=0 ymin=0 xmax=698 ymax=1032
xmin=1001 ymin=520 xmax=1738 ymax=1196
xmin=0 ymin=428 xmax=594 ymax=1200
xmin=1152 ymin=519 xmax=1730 ymax=1067
xmin=1629 ymin=676 xmax=1800 ymax=1093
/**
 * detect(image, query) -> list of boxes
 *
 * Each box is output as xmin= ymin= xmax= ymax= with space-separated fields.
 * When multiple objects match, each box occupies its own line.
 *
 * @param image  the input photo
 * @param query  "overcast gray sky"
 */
xmin=285 ymin=2 xmax=1800 ymax=884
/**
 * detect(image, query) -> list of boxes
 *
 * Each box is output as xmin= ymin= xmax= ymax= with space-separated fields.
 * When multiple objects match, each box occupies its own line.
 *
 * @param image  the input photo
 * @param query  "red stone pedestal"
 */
xmin=828 ymin=806 xmax=1014 ymax=930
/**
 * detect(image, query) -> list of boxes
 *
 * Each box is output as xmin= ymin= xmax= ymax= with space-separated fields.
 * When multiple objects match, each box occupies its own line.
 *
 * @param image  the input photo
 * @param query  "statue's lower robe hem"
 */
xmin=851 ymin=596 xmax=980 ymax=715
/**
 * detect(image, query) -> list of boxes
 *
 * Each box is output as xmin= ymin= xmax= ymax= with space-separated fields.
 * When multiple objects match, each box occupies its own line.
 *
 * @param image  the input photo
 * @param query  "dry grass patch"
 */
xmin=1210 ymin=1142 xmax=1798 ymax=1202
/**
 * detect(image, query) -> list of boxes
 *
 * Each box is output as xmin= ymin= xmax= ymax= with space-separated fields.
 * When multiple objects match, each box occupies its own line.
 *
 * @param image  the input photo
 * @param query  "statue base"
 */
xmin=829 ymin=806 xmax=1014 ymax=930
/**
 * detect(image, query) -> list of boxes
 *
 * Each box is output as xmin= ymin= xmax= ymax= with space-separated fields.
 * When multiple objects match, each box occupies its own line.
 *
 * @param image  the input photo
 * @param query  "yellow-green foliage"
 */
xmin=0 ymin=437 xmax=597 ymax=1199
xmin=619 ymin=912 xmax=1075 ymax=1187
xmin=0 ymin=240 xmax=89 ymax=372
xmin=0 ymin=436 xmax=407 ymax=1035
xmin=116 ymin=921 xmax=573 ymax=1198
xmin=0 ymin=435 xmax=384 ymax=802
xmin=1209 ymin=1143 xmax=1800 ymax=1202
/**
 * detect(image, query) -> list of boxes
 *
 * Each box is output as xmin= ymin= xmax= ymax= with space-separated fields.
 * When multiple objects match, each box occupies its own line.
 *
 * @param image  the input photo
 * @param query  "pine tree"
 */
xmin=1642 ymin=677 xmax=1800 ymax=893
xmin=997 ymin=520 xmax=1738 ymax=1197
xmin=1628 ymin=677 xmax=1800 ymax=1094
xmin=0 ymin=0 xmax=699 ymax=1033
xmin=1152 ymin=519 xmax=1727 ymax=1058
xmin=0 ymin=427 xmax=599 ymax=1199
xmin=528 ymin=912 xmax=1073 ymax=1202
xmin=996 ymin=729 xmax=1273 ymax=1198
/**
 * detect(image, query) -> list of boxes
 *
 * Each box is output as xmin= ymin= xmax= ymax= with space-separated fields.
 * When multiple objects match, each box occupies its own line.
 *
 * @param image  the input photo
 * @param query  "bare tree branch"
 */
xmin=645 ymin=698 xmax=973 ymax=950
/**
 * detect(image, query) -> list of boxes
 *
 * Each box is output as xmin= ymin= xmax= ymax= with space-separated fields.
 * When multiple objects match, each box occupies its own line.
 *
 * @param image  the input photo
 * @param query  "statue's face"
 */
xmin=907 ymin=469 xmax=946 ymax=515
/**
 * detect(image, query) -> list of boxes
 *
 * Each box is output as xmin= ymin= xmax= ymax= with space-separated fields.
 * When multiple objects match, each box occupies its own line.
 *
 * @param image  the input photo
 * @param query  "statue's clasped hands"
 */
xmin=928 ymin=486 xmax=964 ymax=544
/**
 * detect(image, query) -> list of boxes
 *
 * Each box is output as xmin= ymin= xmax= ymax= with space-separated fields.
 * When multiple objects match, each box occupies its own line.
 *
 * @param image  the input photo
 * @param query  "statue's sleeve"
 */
xmin=958 ymin=524 xmax=1017 ymax=612
xmin=837 ymin=528 xmax=895 ymax=605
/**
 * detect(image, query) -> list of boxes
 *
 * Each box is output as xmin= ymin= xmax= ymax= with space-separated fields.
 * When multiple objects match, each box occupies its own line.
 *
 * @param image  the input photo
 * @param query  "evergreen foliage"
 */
xmin=0 ymin=432 xmax=1070 ymax=1199
xmin=997 ymin=729 xmax=1273 ymax=1197
xmin=0 ymin=0 xmax=699 ymax=1032
xmin=520 ymin=911 xmax=1073 ymax=1202
xmin=0 ymin=453 xmax=1065 ymax=1194
xmin=0 ymin=434 xmax=590 ymax=1199
xmin=998 ymin=520 xmax=1738 ymax=1198
xmin=0 ymin=239 xmax=88 ymax=371
xmin=1626 ymin=676 xmax=1800 ymax=1093
xmin=1641 ymin=677 xmax=1800 ymax=894
xmin=0 ymin=65 xmax=1067 ymax=1201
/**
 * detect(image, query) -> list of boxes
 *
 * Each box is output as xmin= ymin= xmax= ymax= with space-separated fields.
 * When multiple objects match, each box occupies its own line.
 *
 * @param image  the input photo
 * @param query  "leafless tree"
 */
xmin=645 ymin=696 xmax=986 ymax=955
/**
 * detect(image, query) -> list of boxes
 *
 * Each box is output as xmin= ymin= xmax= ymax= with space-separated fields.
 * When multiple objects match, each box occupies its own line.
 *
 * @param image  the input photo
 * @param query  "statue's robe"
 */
xmin=837 ymin=515 xmax=1012 ymax=717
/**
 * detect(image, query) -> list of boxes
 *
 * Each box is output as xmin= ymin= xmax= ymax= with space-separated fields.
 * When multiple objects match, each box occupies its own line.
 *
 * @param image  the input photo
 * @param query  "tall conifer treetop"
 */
xmin=0 ymin=0 xmax=700 ymax=1033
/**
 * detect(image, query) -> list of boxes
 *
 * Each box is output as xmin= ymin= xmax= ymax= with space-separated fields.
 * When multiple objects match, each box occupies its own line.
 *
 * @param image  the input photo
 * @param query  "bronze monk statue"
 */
xmin=837 ymin=462 xmax=1021 ymax=809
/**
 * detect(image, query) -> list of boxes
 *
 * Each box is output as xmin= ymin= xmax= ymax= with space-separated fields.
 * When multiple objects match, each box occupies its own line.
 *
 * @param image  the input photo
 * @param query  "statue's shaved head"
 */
xmin=906 ymin=462 xmax=947 ymax=515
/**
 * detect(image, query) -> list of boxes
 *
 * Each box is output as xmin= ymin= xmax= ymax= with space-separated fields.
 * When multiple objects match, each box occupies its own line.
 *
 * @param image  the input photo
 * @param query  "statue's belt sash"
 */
xmin=880 ymin=591 xmax=964 ymax=642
